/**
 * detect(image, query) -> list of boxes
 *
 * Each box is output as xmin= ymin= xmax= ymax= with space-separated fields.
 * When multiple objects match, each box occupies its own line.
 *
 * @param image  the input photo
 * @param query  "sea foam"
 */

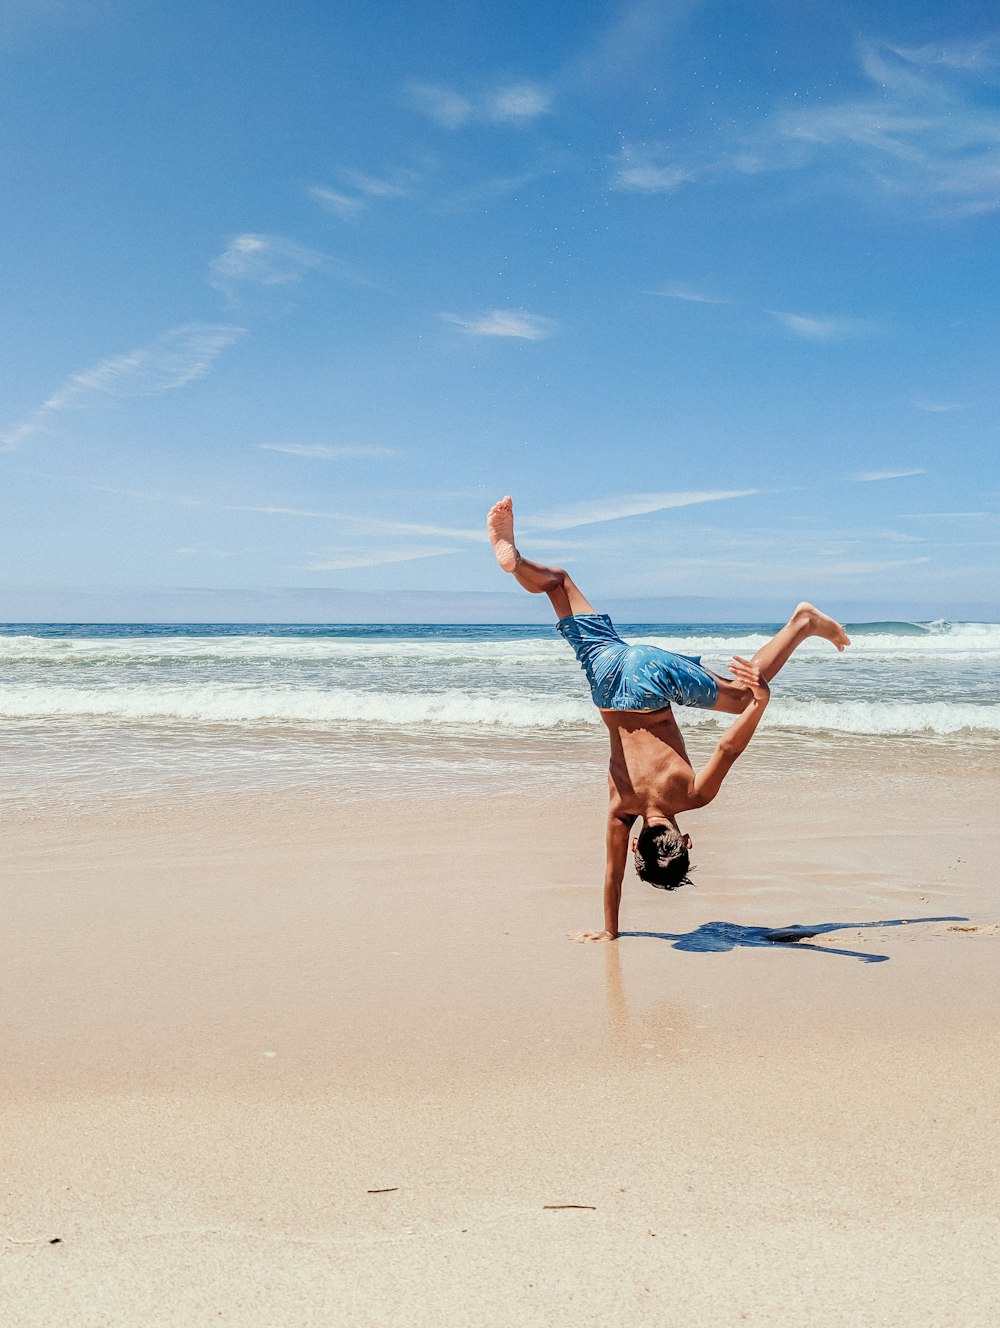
xmin=2 ymin=685 xmax=998 ymax=736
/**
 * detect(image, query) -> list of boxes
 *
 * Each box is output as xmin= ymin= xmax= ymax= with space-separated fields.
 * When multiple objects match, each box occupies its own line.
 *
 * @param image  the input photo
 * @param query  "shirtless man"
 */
xmin=486 ymin=496 xmax=851 ymax=941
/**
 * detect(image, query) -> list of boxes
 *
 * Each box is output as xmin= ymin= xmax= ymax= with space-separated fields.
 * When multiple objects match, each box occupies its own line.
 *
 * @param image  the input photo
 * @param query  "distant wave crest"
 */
xmin=4 ymin=620 xmax=1000 ymax=664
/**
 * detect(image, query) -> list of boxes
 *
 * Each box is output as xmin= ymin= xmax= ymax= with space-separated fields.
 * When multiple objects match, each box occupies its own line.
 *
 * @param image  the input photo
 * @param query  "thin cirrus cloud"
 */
xmin=209 ymin=233 xmax=329 ymax=290
xmin=897 ymin=511 xmax=990 ymax=519
xmin=612 ymin=144 xmax=693 ymax=193
xmin=522 ymin=489 xmax=759 ymax=531
xmin=655 ymin=285 xmax=733 ymax=305
xmin=613 ymin=39 xmax=1000 ymax=218
xmin=308 ymin=186 xmax=365 ymax=220
xmin=408 ymin=80 xmax=552 ymax=129
xmin=653 ymin=287 xmax=873 ymax=341
xmin=309 ymin=169 xmax=417 ymax=220
xmin=259 ymin=443 xmax=401 ymax=460
xmin=853 ymin=468 xmax=927 ymax=482
xmin=440 ymin=309 xmax=557 ymax=340
xmin=767 ymin=310 xmax=879 ymax=341
xmin=766 ymin=38 xmax=1000 ymax=216
xmin=302 ymin=546 xmax=459 ymax=571
xmin=913 ymin=398 xmax=967 ymax=413
xmin=220 ymin=503 xmax=488 ymax=544
xmin=0 ymin=323 xmax=245 ymax=451
xmin=818 ymin=556 xmax=933 ymax=575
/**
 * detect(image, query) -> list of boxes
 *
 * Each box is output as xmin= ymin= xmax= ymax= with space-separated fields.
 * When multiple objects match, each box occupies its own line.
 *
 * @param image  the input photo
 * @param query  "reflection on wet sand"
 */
xmin=602 ymin=943 xmax=693 ymax=1062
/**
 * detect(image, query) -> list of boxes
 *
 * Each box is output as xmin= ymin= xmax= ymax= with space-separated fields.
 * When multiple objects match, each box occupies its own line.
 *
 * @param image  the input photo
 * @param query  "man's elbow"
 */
xmin=717 ymin=740 xmax=745 ymax=762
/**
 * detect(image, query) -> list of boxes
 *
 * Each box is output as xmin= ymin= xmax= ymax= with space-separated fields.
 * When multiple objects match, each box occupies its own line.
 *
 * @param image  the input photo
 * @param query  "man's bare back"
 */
xmin=604 ymin=707 xmax=697 ymax=822
xmin=486 ymin=495 xmax=850 ymax=940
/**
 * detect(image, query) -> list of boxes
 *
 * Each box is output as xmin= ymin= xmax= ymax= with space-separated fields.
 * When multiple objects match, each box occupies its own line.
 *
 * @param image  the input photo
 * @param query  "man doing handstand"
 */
xmin=486 ymin=496 xmax=851 ymax=942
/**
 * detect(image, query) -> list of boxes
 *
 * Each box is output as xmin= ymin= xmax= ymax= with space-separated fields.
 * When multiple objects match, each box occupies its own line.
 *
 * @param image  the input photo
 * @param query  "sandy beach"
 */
xmin=5 ymin=0 xmax=1000 ymax=1317
xmin=3 ymin=734 xmax=999 ymax=1326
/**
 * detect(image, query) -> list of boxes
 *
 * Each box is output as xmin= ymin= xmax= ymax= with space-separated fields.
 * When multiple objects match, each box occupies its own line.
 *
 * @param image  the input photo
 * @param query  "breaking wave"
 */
xmin=1 ymin=685 xmax=998 ymax=737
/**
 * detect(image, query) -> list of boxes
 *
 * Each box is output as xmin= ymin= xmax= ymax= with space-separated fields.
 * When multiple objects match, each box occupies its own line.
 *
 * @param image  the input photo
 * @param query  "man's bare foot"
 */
xmin=795 ymin=602 xmax=851 ymax=651
xmin=487 ymin=496 xmax=519 ymax=573
xmin=569 ymin=929 xmax=618 ymax=943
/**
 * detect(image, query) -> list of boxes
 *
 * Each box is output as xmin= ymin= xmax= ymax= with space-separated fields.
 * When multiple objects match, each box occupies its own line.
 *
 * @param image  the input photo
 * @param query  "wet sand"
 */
xmin=3 ymin=740 xmax=1000 ymax=1326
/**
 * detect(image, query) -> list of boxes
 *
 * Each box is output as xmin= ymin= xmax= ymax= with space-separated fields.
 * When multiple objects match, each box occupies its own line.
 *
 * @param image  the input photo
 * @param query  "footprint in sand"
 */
xmin=946 ymin=923 xmax=1000 ymax=936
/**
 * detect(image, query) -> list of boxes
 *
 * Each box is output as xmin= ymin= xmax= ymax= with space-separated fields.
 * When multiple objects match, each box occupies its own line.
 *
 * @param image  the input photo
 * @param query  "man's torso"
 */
xmin=603 ymin=707 xmax=697 ymax=819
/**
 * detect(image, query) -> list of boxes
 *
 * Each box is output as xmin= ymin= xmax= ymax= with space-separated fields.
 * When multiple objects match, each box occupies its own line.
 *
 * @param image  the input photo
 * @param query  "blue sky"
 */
xmin=2 ymin=0 xmax=998 ymax=621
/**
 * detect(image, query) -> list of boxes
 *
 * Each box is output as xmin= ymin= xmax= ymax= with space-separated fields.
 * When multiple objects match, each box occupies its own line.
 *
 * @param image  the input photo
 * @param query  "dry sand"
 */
xmin=3 ymin=737 xmax=1000 ymax=1326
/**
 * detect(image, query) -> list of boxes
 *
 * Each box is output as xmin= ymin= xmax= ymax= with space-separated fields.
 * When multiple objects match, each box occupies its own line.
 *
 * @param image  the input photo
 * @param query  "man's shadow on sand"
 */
xmin=619 ymin=916 xmax=967 ymax=964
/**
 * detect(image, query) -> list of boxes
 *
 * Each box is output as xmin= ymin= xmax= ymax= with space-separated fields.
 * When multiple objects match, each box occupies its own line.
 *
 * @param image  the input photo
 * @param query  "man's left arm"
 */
xmin=691 ymin=656 xmax=770 ymax=807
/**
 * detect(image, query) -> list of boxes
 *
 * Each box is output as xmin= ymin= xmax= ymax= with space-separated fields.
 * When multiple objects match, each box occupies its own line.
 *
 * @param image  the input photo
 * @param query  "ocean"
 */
xmin=2 ymin=620 xmax=998 ymax=809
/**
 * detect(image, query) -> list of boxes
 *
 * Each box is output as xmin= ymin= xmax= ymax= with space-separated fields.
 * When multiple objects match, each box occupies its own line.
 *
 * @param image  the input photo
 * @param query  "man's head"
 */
xmin=632 ymin=822 xmax=693 ymax=891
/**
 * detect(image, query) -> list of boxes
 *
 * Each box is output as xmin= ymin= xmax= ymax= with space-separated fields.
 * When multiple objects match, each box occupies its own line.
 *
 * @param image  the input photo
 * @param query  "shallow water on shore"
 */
xmin=1 ymin=620 xmax=997 ymax=809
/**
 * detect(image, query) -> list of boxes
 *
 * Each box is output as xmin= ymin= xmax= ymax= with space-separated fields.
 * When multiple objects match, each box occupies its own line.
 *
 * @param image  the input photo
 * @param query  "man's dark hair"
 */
xmin=634 ymin=823 xmax=692 ymax=891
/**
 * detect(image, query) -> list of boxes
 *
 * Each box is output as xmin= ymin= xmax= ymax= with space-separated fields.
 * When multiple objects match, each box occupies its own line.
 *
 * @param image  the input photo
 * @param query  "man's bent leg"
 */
xmin=709 ymin=602 xmax=850 ymax=714
xmin=488 ymin=496 xmax=596 ymax=618
xmin=751 ymin=603 xmax=850 ymax=679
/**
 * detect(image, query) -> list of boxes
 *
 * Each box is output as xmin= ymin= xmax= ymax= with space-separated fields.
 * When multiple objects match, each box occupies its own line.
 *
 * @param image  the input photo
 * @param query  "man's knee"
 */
xmin=713 ymin=682 xmax=752 ymax=714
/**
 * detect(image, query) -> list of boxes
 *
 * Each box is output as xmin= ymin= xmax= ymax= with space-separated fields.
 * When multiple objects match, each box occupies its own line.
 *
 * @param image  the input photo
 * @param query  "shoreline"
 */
xmin=3 ymin=724 xmax=998 ymax=817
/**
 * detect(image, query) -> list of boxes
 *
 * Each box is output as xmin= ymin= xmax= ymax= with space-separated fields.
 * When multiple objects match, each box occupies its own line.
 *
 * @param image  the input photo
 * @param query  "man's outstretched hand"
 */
xmin=729 ymin=655 xmax=770 ymax=704
xmin=569 ymin=929 xmax=618 ymax=943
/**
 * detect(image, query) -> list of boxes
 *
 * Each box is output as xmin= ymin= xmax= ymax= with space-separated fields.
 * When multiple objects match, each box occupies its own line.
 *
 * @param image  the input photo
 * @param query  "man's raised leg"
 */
xmin=711 ymin=603 xmax=851 ymax=714
xmin=487 ymin=496 xmax=595 ymax=619
xmin=751 ymin=603 xmax=850 ymax=679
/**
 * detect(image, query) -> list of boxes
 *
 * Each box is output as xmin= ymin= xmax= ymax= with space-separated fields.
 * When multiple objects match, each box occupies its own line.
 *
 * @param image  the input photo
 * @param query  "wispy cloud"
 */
xmin=612 ymin=37 xmax=1000 ymax=218
xmin=0 ymin=323 xmax=244 ymax=450
xmin=771 ymin=38 xmax=1000 ymax=216
xmin=78 ymin=480 xmax=489 ymax=542
xmin=853 ymin=468 xmax=927 ymax=482
xmin=308 ymin=186 xmax=366 ymax=219
xmin=259 ymin=443 xmax=400 ymax=460
xmin=444 ymin=167 xmax=554 ymax=210
xmin=302 ymin=546 xmax=459 ymax=571
xmin=613 ymin=143 xmax=692 ymax=193
xmin=912 ymin=398 xmax=967 ymax=413
xmin=407 ymin=84 xmax=473 ymax=130
xmin=309 ymin=169 xmax=417 ymax=220
xmin=440 ymin=309 xmax=557 ymax=340
xmin=888 ymin=36 xmax=1000 ymax=72
xmin=487 ymin=84 xmax=551 ymax=122
xmin=209 ymin=233 xmax=329 ymax=291
xmin=567 ymin=0 xmax=689 ymax=88
xmin=523 ymin=489 xmax=759 ymax=530
xmin=897 ymin=511 xmax=991 ymax=519
xmin=768 ymin=310 xmax=880 ymax=341
xmin=652 ymin=288 xmax=874 ymax=342
xmin=639 ymin=551 xmax=934 ymax=583
xmin=654 ymin=285 xmax=733 ymax=305
xmin=348 ymin=516 xmax=485 ymax=542
xmin=220 ymin=506 xmax=488 ymax=544
xmin=408 ymin=80 xmax=552 ymax=129
xmin=813 ymin=556 xmax=933 ymax=575
xmin=341 ymin=168 xmax=414 ymax=199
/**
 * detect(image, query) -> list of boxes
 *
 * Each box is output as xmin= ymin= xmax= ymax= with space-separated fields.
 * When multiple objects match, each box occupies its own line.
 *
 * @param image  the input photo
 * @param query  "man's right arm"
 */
xmin=573 ymin=807 xmax=635 ymax=942
xmin=691 ymin=656 xmax=770 ymax=806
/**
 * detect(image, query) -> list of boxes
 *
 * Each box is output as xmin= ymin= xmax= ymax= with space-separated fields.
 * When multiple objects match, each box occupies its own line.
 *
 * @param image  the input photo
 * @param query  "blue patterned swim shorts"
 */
xmin=556 ymin=613 xmax=719 ymax=712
